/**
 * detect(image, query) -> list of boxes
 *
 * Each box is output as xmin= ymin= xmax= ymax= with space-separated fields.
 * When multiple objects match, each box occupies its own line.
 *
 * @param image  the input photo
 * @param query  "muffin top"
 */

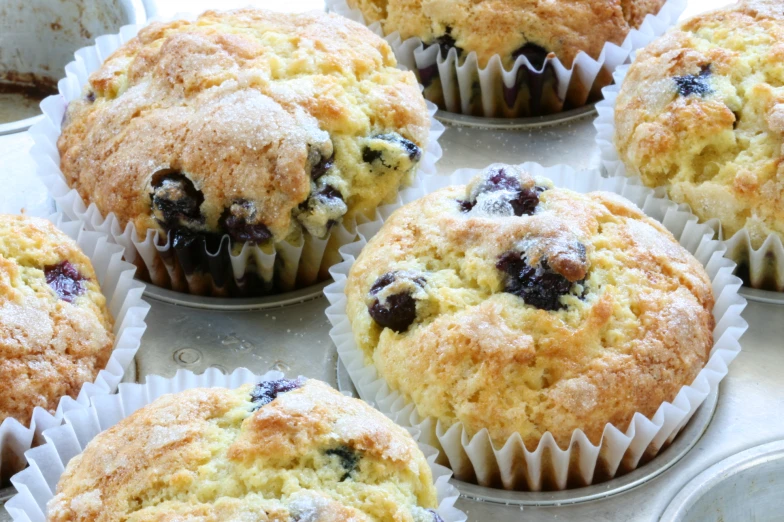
xmin=614 ymin=0 xmax=784 ymax=248
xmin=346 ymin=0 xmax=666 ymax=68
xmin=0 ymin=215 xmax=114 ymax=426
xmin=47 ymin=378 xmax=441 ymax=522
xmin=58 ymin=9 xmax=430 ymax=247
xmin=345 ymin=165 xmax=714 ymax=448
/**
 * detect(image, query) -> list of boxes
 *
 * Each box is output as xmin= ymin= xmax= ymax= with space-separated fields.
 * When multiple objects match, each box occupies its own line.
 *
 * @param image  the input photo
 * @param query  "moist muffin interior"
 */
xmin=47 ymin=379 xmax=442 ymax=522
xmin=58 ymin=9 xmax=430 ymax=251
xmin=345 ymin=164 xmax=715 ymax=449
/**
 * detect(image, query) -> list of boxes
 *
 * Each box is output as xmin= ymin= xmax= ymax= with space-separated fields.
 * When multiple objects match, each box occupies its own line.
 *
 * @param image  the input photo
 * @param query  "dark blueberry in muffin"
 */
xmin=325 ymin=446 xmax=360 ymax=481
xmin=418 ymin=63 xmax=439 ymax=88
xmin=428 ymin=509 xmax=445 ymax=522
xmin=512 ymin=42 xmax=550 ymax=70
xmin=150 ymin=171 xmax=204 ymax=228
xmin=434 ymin=27 xmax=463 ymax=58
xmin=85 ymin=90 xmax=96 ymax=103
xmin=496 ymin=251 xmax=579 ymax=311
xmin=45 ymin=261 xmax=86 ymax=303
xmin=250 ymin=378 xmax=303 ymax=411
xmin=674 ymin=65 xmax=712 ymax=97
xmin=309 ymin=149 xmax=334 ymax=181
xmin=367 ymin=272 xmax=425 ymax=332
xmin=219 ymin=200 xmax=272 ymax=244
xmin=461 ymin=167 xmax=547 ymax=216
xmin=363 ymin=133 xmax=422 ymax=169
xmin=509 ymin=186 xmax=546 ymax=216
xmin=485 ymin=168 xmax=522 ymax=192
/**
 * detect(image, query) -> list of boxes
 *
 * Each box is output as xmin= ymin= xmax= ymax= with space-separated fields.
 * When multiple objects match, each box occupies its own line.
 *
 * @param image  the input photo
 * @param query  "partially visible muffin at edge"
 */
xmin=47 ymin=378 xmax=442 ymax=522
xmin=58 ymin=9 xmax=430 ymax=249
xmin=0 ymin=214 xmax=114 ymax=426
xmin=345 ymin=0 xmax=667 ymax=68
xmin=614 ymin=0 xmax=784 ymax=248
xmin=345 ymin=164 xmax=715 ymax=448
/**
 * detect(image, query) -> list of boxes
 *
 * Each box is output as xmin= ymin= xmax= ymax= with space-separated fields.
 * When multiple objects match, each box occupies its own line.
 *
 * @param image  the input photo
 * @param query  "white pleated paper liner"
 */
xmin=595 ymin=64 xmax=784 ymax=292
xmin=327 ymin=0 xmax=685 ymax=118
xmin=0 ymin=212 xmax=150 ymax=486
xmin=324 ymin=162 xmax=748 ymax=491
xmin=5 ymin=368 xmax=467 ymax=522
xmin=30 ymin=11 xmax=445 ymax=297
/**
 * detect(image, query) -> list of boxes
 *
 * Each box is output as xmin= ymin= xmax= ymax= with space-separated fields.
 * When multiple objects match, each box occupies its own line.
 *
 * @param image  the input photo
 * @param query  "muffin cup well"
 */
xmin=5 ymin=368 xmax=467 ymax=522
xmin=30 ymin=13 xmax=445 ymax=297
xmin=327 ymin=0 xmax=685 ymax=118
xmin=323 ymin=163 xmax=748 ymax=491
xmin=595 ymin=64 xmax=784 ymax=292
xmin=0 ymin=212 xmax=149 ymax=485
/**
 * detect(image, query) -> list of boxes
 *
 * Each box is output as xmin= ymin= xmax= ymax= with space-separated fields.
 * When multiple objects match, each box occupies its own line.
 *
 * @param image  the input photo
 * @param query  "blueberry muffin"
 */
xmin=58 ymin=9 xmax=429 ymax=271
xmin=47 ymin=378 xmax=443 ymax=522
xmin=344 ymin=164 xmax=714 ymax=448
xmin=614 ymin=0 xmax=784 ymax=249
xmin=345 ymin=0 xmax=666 ymax=68
xmin=0 ymin=215 xmax=114 ymax=426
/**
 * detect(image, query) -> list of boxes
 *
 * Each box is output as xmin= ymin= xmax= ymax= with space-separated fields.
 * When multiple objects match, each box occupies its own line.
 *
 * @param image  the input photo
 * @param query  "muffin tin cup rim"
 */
xmin=323 ymin=162 xmax=748 ymax=492
xmin=594 ymin=63 xmax=784 ymax=293
xmin=326 ymin=0 xmax=687 ymax=119
xmin=659 ymin=439 xmax=784 ymax=522
xmin=0 ymin=212 xmax=150 ymax=485
xmin=29 ymin=10 xmax=445 ymax=299
xmin=143 ymin=279 xmax=330 ymax=310
xmin=4 ymin=368 xmax=468 ymax=522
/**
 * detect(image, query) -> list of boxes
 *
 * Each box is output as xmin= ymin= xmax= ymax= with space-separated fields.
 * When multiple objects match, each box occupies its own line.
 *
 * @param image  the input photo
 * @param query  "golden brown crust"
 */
xmin=346 ymin=0 xmax=666 ymax=67
xmin=58 ymin=9 xmax=429 ymax=245
xmin=47 ymin=379 xmax=438 ymax=522
xmin=614 ymin=0 xmax=784 ymax=249
xmin=0 ymin=215 xmax=114 ymax=425
xmin=345 ymin=165 xmax=714 ymax=448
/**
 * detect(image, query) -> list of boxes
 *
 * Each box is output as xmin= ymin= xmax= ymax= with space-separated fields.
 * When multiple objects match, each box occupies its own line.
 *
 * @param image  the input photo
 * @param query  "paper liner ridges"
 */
xmin=327 ymin=0 xmax=685 ymax=118
xmin=0 ymin=213 xmax=149 ymax=485
xmin=324 ymin=163 xmax=747 ymax=491
xmin=595 ymin=64 xmax=784 ymax=292
xmin=31 ymin=11 xmax=445 ymax=297
xmin=5 ymin=369 xmax=466 ymax=522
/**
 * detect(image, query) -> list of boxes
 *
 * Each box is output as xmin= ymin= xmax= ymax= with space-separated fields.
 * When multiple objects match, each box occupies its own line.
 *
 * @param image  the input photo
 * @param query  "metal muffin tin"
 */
xmin=660 ymin=440 xmax=784 ymax=522
xmin=1 ymin=1 xmax=783 ymax=520
xmin=0 ymin=0 xmax=146 ymax=135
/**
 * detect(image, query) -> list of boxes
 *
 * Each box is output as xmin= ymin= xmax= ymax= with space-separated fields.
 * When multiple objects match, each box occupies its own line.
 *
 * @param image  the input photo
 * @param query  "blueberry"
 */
xmin=509 ymin=186 xmax=546 ymax=217
xmin=325 ymin=446 xmax=360 ymax=481
xmin=362 ymin=133 xmax=422 ymax=169
xmin=434 ymin=27 xmax=462 ymax=58
xmin=85 ymin=90 xmax=96 ymax=103
xmin=496 ymin=251 xmax=582 ymax=311
xmin=45 ymin=261 xmax=86 ymax=303
xmin=674 ymin=65 xmax=712 ymax=97
xmin=219 ymin=200 xmax=272 ymax=244
xmin=150 ymin=171 xmax=204 ymax=228
xmin=310 ymin=151 xmax=334 ymax=181
xmin=250 ymin=378 xmax=304 ymax=411
xmin=367 ymin=272 xmax=425 ymax=333
xmin=460 ymin=167 xmax=546 ymax=216
xmin=512 ymin=42 xmax=550 ymax=70
xmin=428 ymin=510 xmax=445 ymax=522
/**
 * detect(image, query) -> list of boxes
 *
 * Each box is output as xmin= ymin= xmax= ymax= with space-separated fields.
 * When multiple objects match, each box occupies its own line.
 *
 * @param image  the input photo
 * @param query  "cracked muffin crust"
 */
xmin=47 ymin=379 xmax=441 ymax=522
xmin=58 ymin=9 xmax=430 ymax=251
xmin=0 ymin=215 xmax=114 ymax=426
xmin=345 ymin=0 xmax=666 ymax=68
xmin=345 ymin=165 xmax=715 ymax=448
xmin=614 ymin=0 xmax=784 ymax=249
